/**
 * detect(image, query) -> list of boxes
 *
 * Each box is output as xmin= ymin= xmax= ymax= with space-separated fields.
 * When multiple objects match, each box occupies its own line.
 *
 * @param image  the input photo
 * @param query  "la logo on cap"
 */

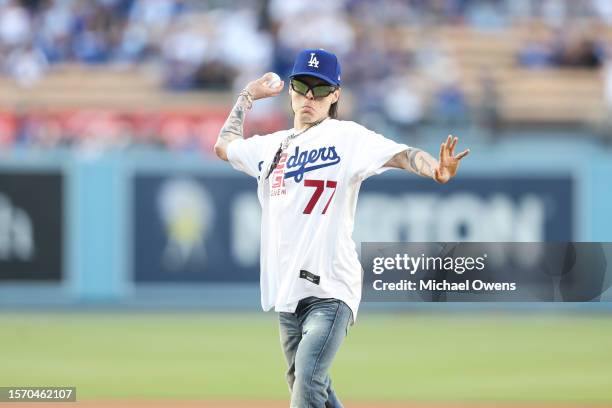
xmin=308 ymin=52 xmax=319 ymax=68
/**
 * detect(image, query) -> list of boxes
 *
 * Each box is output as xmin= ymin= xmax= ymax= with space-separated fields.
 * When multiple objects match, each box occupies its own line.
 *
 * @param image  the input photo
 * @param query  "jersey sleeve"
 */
xmin=226 ymin=135 xmax=270 ymax=178
xmin=351 ymin=125 xmax=409 ymax=180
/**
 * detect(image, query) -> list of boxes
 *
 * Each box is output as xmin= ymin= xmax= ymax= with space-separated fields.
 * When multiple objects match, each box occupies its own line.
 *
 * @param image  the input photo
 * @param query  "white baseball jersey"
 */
xmin=227 ymin=118 xmax=409 ymax=322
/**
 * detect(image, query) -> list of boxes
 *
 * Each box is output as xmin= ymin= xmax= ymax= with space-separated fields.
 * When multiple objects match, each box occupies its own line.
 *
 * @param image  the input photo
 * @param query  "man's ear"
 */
xmin=332 ymin=88 xmax=341 ymax=103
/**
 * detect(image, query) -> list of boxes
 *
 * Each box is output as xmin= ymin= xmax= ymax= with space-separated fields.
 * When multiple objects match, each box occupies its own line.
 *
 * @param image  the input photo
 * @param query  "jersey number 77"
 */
xmin=303 ymin=179 xmax=337 ymax=215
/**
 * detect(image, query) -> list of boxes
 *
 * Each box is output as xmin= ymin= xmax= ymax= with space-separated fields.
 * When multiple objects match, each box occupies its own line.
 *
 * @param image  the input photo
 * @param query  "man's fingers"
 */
xmin=256 ymin=79 xmax=284 ymax=99
xmin=444 ymin=135 xmax=454 ymax=158
xmin=455 ymin=149 xmax=470 ymax=160
xmin=439 ymin=142 xmax=445 ymax=161
xmin=450 ymin=136 xmax=458 ymax=155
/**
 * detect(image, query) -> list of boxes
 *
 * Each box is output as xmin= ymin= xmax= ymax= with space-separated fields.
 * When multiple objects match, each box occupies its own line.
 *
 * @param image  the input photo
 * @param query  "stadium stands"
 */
xmin=1 ymin=0 xmax=611 ymax=148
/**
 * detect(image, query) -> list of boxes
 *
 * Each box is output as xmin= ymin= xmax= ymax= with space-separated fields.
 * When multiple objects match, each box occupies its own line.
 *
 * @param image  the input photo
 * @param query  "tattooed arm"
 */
xmin=385 ymin=135 xmax=470 ymax=184
xmin=214 ymin=72 xmax=285 ymax=161
xmin=214 ymin=92 xmax=252 ymax=161
xmin=386 ymin=147 xmax=439 ymax=178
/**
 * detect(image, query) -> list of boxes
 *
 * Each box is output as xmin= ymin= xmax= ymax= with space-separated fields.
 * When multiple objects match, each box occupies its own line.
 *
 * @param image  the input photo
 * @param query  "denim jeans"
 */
xmin=278 ymin=297 xmax=353 ymax=408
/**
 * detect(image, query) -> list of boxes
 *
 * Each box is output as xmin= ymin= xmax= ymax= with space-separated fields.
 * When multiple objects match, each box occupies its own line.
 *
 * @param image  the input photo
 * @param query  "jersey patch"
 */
xmin=299 ymin=269 xmax=320 ymax=285
xmin=270 ymin=152 xmax=288 ymax=196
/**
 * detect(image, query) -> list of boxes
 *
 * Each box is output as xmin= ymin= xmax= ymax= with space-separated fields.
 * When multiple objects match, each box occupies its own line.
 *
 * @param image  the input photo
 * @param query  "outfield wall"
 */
xmin=1 ymin=133 xmax=611 ymax=309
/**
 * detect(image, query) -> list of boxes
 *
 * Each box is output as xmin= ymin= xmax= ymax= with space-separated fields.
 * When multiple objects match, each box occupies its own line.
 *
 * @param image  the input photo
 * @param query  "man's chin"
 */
xmin=300 ymin=113 xmax=323 ymax=124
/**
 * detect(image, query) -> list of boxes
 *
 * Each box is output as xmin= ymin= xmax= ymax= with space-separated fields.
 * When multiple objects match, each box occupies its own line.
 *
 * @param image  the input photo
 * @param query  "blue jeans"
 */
xmin=279 ymin=297 xmax=353 ymax=408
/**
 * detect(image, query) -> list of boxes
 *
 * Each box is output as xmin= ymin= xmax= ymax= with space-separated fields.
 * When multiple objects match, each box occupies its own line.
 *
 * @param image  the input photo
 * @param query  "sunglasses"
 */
xmin=290 ymin=79 xmax=337 ymax=98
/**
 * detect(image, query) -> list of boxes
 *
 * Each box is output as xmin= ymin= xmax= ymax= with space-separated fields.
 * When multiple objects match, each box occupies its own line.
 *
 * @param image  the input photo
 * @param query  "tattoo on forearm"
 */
xmin=404 ymin=148 xmax=436 ymax=178
xmin=406 ymin=148 xmax=420 ymax=173
xmin=218 ymin=94 xmax=251 ymax=143
xmin=417 ymin=155 xmax=434 ymax=177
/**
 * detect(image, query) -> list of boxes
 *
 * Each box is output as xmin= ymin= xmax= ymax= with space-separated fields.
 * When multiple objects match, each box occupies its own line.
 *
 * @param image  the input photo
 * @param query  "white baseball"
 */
xmin=266 ymin=72 xmax=282 ymax=88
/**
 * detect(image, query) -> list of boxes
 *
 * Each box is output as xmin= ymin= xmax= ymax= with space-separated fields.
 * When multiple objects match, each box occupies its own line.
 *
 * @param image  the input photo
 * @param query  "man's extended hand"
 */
xmin=434 ymin=135 xmax=470 ymax=184
xmin=245 ymin=72 xmax=284 ymax=100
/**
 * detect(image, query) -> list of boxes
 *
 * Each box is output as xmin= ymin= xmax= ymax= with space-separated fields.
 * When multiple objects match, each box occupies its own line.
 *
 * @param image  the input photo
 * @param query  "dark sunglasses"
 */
xmin=290 ymin=79 xmax=337 ymax=98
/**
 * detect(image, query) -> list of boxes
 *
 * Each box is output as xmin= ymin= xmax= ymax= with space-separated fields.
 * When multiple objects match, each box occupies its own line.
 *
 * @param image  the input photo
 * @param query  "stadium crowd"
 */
xmin=2 ymin=0 xmax=612 ymax=150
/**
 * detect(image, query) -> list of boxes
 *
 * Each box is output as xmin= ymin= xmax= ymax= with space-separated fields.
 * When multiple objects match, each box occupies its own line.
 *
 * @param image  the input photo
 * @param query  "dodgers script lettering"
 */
xmin=284 ymin=146 xmax=341 ymax=182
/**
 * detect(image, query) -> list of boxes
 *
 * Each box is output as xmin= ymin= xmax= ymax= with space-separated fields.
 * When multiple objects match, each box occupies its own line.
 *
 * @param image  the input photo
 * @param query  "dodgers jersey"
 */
xmin=227 ymin=118 xmax=408 ymax=322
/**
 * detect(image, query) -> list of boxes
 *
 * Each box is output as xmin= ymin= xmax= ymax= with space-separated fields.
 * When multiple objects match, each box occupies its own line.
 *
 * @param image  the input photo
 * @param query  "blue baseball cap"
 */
xmin=289 ymin=48 xmax=341 ymax=86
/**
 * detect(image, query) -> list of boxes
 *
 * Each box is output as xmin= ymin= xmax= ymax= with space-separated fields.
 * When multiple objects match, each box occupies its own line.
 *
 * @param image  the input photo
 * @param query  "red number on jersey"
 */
xmin=303 ymin=179 xmax=337 ymax=215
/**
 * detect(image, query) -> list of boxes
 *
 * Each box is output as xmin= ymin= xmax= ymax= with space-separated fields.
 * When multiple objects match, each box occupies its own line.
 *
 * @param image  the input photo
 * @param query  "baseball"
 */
xmin=266 ymin=72 xmax=282 ymax=88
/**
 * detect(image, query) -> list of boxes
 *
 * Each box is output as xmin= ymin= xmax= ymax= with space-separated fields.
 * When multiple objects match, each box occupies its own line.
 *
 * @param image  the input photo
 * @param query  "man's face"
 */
xmin=289 ymin=75 xmax=340 ymax=125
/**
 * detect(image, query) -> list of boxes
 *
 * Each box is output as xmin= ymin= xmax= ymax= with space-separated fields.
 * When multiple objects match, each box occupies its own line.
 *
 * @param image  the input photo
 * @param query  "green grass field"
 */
xmin=1 ymin=312 xmax=611 ymax=403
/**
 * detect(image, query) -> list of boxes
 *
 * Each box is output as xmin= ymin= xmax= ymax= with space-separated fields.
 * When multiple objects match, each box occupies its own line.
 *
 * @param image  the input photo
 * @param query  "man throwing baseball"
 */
xmin=214 ymin=48 xmax=469 ymax=408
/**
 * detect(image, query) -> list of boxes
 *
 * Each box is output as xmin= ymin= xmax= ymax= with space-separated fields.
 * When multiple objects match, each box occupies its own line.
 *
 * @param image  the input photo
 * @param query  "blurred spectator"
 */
xmin=2 ymin=0 xmax=612 ymax=151
xmin=35 ymin=0 xmax=76 ymax=63
xmin=161 ymin=17 xmax=209 ymax=90
xmin=275 ymin=13 xmax=355 ymax=58
xmin=540 ymin=0 xmax=568 ymax=28
xmin=466 ymin=0 xmax=508 ymax=29
xmin=128 ymin=0 xmax=181 ymax=35
xmin=347 ymin=0 xmax=413 ymax=25
xmin=0 ymin=0 xmax=31 ymax=48
xmin=342 ymin=28 xmax=392 ymax=84
xmin=268 ymin=0 xmax=344 ymax=25
xmin=592 ymin=0 xmax=612 ymax=25
xmin=413 ymin=33 xmax=459 ymax=84
xmin=517 ymin=39 xmax=554 ymax=68
xmin=215 ymin=8 xmax=273 ymax=90
xmin=432 ymin=81 xmax=469 ymax=124
xmin=5 ymin=44 xmax=48 ymax=86
xmin=382 ymin=74 xmax=425 ymax=137
xmin=517 ymin=25 xmax=603 ymax=69
xmin=551 ymin=30 xmax=603 ymax=68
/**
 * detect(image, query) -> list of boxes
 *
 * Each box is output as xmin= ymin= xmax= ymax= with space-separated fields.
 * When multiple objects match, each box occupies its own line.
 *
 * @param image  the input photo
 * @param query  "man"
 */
xmin=214 ymin=48 xmax=469 ymax=407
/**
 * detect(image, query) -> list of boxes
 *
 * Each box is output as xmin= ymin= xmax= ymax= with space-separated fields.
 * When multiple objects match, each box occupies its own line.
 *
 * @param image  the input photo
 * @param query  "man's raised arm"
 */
xmin=214 ymin=73 xmax=284 ymax=161
xmin=385 ymin=135 xmax=470 ymax=184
